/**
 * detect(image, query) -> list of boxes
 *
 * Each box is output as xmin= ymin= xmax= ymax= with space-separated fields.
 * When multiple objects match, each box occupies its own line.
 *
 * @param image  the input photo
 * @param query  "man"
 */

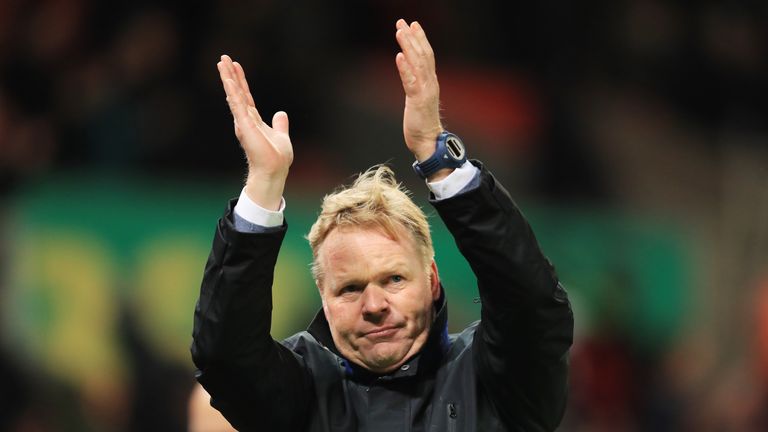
xmin=191 ymin=19 xmax=573 ymax=431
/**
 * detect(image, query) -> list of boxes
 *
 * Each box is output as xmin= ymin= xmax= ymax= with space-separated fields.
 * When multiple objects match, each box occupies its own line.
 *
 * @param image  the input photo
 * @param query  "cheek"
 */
xmin=399 ymin=284 xmax=434 ymax=323
xmin=326 ymin=301 xmax=359 ymax=334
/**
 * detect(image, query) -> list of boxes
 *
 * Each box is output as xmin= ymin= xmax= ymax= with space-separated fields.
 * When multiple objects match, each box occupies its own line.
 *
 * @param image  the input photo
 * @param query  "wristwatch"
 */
xmin=412 ymin=131 xmax=467 ymax=179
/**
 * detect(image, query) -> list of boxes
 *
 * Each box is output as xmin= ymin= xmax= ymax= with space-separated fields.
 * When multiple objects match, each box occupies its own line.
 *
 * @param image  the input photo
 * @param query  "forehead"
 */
xmin=317 ymin=226 xmax=421 ymax=279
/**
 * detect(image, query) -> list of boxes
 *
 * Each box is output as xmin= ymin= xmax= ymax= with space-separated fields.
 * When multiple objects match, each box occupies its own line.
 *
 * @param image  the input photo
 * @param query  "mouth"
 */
xmin=364 ymin=326 xmax=400 ymax=339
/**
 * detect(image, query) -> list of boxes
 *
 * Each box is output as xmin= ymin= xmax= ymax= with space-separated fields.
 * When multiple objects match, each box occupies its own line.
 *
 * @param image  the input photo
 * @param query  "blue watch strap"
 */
xmin=412 ymin=131 xmax=467 ymax=179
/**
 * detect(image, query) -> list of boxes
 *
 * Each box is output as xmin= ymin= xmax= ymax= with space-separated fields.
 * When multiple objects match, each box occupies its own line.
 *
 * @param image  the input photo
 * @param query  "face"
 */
xmin=316 ymin=225 xmax=439 ymax=373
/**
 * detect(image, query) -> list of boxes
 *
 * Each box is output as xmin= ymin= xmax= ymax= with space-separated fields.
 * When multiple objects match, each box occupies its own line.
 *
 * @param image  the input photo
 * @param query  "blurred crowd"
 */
xmin=1 ymin=0 xmax=767 ymax=430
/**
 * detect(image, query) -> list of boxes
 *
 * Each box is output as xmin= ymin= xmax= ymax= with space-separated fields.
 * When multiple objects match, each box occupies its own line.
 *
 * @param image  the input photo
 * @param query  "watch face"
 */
xmin=445 ymin=135 xmax=465 ymax=161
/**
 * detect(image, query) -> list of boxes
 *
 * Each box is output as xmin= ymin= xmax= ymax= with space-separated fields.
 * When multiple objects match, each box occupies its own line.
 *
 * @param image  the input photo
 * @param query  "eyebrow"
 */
xmin=332 ymin=263 xmax=411 ymax=288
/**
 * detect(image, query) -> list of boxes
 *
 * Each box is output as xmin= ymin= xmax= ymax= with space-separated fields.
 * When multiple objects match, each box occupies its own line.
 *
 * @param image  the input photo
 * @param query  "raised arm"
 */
xmin=394 ymin=19 xmax=453 ymax=182
xmin=190 ymin=56 xmax=311 ymax=431
xmin=217 ymin=55 xmax=292 ymax=210
xmin=394 ymin=21 xmax=573 ymax=431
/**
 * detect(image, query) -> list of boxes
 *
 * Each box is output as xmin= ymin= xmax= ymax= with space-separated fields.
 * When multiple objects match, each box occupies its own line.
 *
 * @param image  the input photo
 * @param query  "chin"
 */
xmin=363 ymin=345 xmax=409 ymax=372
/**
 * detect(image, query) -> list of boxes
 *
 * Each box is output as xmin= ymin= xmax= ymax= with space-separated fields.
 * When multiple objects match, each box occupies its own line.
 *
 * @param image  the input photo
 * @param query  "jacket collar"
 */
xmin=307 ymin=285 xmax=450 ymax=381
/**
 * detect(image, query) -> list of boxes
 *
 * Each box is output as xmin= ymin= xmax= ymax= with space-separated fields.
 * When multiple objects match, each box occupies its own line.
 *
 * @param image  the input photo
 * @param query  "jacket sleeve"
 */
xmin=190 ymin=199 xmax=313 ymax=431
xmin=431 ymin=161 xmax=574 ymax=431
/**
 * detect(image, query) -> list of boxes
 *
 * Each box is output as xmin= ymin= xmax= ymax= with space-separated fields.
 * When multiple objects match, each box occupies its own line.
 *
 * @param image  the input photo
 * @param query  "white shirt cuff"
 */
xmin=233 ymin=188 xmax=285 ymax=228
xmin=427 ymin=161 xmax=479 ymax=200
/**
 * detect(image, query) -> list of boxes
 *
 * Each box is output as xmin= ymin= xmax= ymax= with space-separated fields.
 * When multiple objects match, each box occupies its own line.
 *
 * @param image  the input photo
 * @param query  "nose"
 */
xmin=361 ymin=284 xmax=389 ymax=322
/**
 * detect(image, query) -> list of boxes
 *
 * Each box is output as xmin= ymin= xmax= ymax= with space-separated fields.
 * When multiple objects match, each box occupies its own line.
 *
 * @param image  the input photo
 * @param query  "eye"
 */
xmin=390 ymin=275 xmax=404 ymax=283
xmin=339 ymin=285 xmax=361 ymax=295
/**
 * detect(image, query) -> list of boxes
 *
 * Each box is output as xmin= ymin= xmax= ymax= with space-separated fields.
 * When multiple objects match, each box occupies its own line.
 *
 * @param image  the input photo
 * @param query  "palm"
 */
xmin=236 ymin=111 xmax=293 ymax=177
xmin=217 ymin=55 xmax=293 ymax=210
xmin=218 ymin=56 xmax=293 ymax=178
xmin=395 ymin=20 xmax=442 ymax=161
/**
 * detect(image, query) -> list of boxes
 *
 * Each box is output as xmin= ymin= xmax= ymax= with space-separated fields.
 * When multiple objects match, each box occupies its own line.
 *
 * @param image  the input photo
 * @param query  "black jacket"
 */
xmin=191 ymin=162 xmax=573 ymax=431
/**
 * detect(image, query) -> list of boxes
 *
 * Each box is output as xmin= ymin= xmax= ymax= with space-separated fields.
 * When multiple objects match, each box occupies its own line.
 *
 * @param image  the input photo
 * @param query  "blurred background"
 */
xmin=1 ymin=0 xmax=767 ymax=430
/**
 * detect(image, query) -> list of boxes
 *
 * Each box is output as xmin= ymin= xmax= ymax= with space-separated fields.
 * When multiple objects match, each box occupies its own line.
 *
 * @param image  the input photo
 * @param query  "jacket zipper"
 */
xmin=447 ymin=402 xmax=457 ymax=432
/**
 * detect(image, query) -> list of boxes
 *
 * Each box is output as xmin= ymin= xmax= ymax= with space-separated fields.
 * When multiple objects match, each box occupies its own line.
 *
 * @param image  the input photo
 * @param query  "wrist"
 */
xmin=413 ymin=143 xmax=438 ymax=162
xmin=245 ymin=172 xmax=287 ymax=211
xmin=411 ymin=131 xmax=467 ymax=180
xmin=408 ymin=127 xmax=443 ymax=162
xmin=426 ymin=168 xmax=453 ymax=182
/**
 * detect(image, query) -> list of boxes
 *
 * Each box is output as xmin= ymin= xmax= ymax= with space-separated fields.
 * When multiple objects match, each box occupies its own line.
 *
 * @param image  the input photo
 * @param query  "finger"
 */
xmin=223 ymin=78 xmax=247 ymax=120
xmin=217 ymin=60 xmax=234 ymax=89
xmin=223 ymin=78 xmax=257 ymax=127
xmin=219 ymin=55 xmax=236 ymax=82
xmin=405 ymin=23 xmax=425 ymax=57
xmin=395 ymin=52 xmax=418 ymax=94
xmin=403 ymin=24 xmax=425 ymax=57
xmin=410 ymin=21 xmax=435 ymax=64
xmin=396 ymin=29 xmax=426 ymax=80
xmin=272 ymin=111 xmax=289 ymax=134
xmin=247 ymin=106 xmax=262 ymax=125
xmin=396 ymin=26 xmax=423 ymax=62
xmin=220 ymin=56 xmax=262 ymax=123
xmin=221 ymin=55 xmax=243 ymax=95
xmin=221 ymin=54 xmax=235 ymax=71
xmin=232 ymin=61 xmax=256 ymax=108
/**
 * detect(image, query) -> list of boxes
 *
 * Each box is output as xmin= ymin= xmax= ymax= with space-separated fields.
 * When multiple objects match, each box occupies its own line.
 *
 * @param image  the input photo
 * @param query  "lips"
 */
xmin=364 ymin=326 xmax=401 ymax=338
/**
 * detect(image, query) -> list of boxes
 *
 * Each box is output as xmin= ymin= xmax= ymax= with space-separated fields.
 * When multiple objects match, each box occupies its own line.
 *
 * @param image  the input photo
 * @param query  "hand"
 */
xmin=394 ymin=19 xmax=443 ymax=163
xmin=217 ymin=55 xmax=292 ymax=211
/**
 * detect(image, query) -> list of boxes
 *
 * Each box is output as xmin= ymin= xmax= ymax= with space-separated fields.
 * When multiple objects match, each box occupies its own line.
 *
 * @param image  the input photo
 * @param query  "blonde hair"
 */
xmin=306 ymin=165 xmax=434 ymax=282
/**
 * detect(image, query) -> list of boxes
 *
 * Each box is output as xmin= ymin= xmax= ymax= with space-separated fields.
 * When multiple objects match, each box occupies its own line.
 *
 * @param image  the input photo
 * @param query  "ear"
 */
xmin=429 ymin=260 xmax=440 ymax=301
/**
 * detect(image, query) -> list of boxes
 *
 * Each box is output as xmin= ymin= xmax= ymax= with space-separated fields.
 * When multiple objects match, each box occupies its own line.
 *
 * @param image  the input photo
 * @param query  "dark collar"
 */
xmin=307 ymin=285 xmax=450 ymax=382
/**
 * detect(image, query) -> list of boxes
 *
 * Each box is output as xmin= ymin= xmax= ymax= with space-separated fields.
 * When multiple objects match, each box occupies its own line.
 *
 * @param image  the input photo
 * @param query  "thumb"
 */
xmin=272 ymin=111 xmax=289 ymax=134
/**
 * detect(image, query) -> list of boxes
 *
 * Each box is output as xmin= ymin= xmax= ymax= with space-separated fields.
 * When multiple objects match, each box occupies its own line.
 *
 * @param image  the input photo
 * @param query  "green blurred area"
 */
xmin=1 ymin=173 xmax=691 ymax=390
